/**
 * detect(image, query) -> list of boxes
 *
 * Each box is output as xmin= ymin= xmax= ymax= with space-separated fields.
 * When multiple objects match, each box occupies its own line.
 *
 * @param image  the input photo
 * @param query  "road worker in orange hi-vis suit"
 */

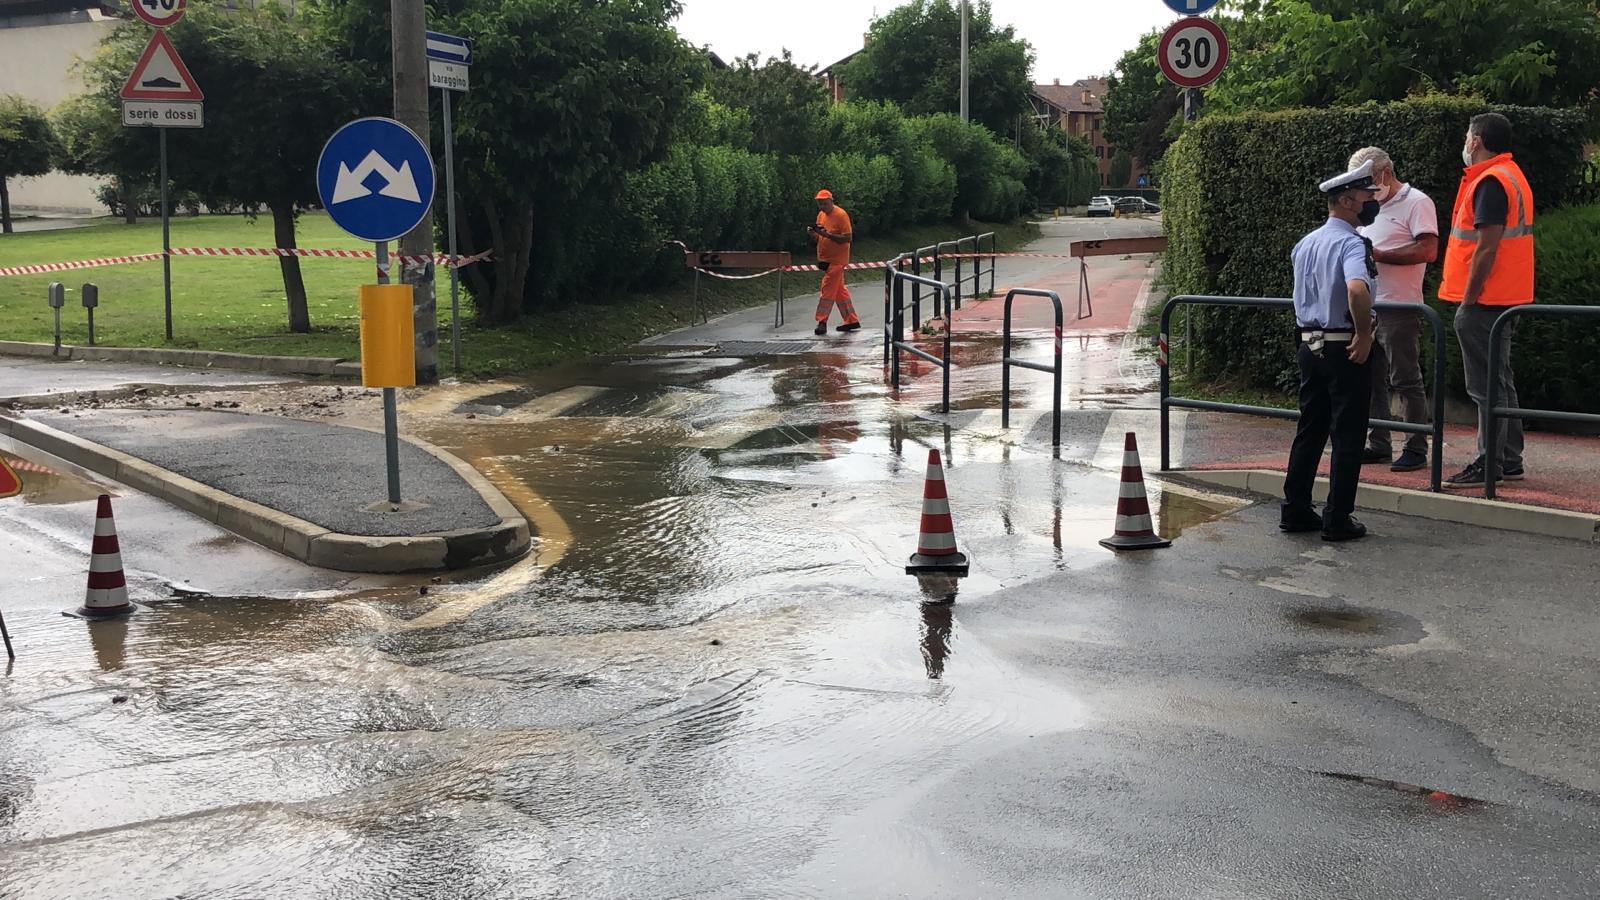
xmin=811 ymin=189 xmax=861 ymax=336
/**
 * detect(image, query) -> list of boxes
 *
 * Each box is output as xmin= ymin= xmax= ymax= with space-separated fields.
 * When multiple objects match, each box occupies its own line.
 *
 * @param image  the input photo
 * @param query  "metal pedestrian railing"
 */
xmin=909 ymin=233 xmax=999 ymax=320
xmin=888 ymin=268 xmax=955 ymax=414
xmin=1485 ymin=305 xmax=1600 ymax=499
xmin=1158 ymin=296 xmax=1449 ymax=492
xmin=1001 ymin=288 xmax=1064 ymax=451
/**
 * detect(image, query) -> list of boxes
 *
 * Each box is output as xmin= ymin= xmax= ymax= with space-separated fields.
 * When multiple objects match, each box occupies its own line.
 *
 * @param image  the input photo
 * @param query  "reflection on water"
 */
xmin=0 ymin=451 xmax=106 ymax=506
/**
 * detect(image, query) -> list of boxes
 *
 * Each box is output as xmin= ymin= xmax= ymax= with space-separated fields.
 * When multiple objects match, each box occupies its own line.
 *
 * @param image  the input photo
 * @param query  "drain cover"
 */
xmin=706 ymin=341 xmax=818 ymax=357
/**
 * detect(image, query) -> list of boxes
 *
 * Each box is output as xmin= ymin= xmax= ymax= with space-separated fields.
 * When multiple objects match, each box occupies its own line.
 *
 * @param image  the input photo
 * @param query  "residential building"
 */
xmin=1030 ymin=77 xmax=1148 ymax=190
xmin=0 ymin=0 xmax=118 ymax=212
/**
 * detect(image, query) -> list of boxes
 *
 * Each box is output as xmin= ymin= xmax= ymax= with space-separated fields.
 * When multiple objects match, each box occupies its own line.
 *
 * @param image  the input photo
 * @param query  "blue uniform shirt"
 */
xmin=1291 ymin=217 xmax=1375 ymax=330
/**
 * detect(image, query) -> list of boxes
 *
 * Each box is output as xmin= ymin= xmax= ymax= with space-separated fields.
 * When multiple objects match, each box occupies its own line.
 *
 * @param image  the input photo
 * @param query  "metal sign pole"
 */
xmin=160 ymin=127 xmax=172 ymax=341
xmin=0 ymin=606 xmax=14 ymax=659
xmin=443 ymin=88 xmax=461 ymax=375
xmin=375 ymin=241 xmax=401 ymax=505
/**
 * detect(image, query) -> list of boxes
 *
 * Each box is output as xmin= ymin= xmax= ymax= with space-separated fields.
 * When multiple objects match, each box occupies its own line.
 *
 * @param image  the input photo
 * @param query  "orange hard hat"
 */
xmin=815 ymin=189 xmax=833 ymax=200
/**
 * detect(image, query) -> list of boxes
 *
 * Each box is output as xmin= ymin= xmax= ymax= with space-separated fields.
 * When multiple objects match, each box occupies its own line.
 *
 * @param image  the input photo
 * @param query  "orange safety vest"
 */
xmin=1438 ymin=153 xmax=1534 ymax=305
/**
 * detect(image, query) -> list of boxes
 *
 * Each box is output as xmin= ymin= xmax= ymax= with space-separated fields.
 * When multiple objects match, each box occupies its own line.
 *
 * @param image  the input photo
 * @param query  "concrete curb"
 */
xmin=0 ymin=413 xmax=531 ymax=573
xmin=0 ymin=340 xmax=360 ymax=379
xmin=1168 ymin=468 xmax=1600 ymax=544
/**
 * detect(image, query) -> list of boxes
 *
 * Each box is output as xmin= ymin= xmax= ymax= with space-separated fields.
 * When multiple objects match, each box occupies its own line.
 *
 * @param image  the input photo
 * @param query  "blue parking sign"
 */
xmin=316 ymin=117 xmax=436 ymax=243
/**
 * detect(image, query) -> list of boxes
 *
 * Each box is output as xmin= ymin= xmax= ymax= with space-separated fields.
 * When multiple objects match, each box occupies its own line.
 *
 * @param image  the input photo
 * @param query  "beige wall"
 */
xmin=0 ymin=16 xmax=117 ymax=213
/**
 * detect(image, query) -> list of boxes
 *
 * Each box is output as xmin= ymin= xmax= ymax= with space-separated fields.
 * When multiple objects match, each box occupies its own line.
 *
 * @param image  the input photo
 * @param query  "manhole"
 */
xmin=705 ymin=341 xmax=818 ymax=357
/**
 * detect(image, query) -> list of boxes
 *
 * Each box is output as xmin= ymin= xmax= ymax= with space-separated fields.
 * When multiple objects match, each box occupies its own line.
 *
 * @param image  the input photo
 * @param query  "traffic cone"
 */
xmin=64 ymin=494 xmax=139 ymax=619
xmin=906 ymin=449 xmax=969 ymax=576
xmin=1098 ymin=432 xmax=1172 ymax=552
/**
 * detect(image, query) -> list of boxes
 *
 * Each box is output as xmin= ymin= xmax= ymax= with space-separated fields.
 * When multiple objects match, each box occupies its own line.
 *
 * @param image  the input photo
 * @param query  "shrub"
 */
xmin=1512 ymin=202 xmax=1600 ymax=414
xmin=1162 ymin=96 xmax=1589 ymax=392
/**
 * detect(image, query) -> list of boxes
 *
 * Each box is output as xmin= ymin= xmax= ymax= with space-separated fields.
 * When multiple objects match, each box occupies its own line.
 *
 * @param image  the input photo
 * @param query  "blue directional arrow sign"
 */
xmin=1163 ymin=0 xmax=1221 ymax=14
xmin=425 ymin=31 xmax=472 ymax=65
xmin=316 ymin=117 xmax=435 ymax=243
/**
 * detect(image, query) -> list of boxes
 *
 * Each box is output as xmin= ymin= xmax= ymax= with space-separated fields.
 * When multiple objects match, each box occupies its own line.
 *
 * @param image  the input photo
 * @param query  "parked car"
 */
xmin=1113 ymin=196 xmax=1145 ymax=213
xmin=1140 ymin=198 xmax=1162 ymax=214
xmin=1087 ymin=196 xmax=1114 ymax=218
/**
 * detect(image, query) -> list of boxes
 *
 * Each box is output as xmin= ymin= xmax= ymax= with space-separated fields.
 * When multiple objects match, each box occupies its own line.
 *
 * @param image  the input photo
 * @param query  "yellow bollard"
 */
xmin=359 ymin=284 xmax=416 ymax=388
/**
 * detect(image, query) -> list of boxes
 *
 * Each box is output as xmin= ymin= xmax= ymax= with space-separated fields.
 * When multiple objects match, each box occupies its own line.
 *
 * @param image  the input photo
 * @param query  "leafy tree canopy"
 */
xmin=0 ymin=94 xmax=60 ymax=233
xmin=841 ymin=0 xmax=1034 ymax=136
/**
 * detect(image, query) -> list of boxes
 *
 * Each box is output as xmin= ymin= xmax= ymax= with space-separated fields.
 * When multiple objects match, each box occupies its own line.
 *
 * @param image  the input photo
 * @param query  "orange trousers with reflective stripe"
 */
xmin=815 ymin=263 xmax=859 ymax=324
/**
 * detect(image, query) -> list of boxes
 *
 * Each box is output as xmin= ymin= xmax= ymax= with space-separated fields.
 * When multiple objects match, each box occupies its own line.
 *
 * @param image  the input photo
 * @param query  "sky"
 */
xmin=674 ymin=0 xmax=1181 ymax=84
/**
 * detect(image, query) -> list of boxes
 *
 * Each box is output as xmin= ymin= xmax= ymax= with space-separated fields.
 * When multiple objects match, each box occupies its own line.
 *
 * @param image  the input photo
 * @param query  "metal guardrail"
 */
xmin=1158 ymin=295 xmax=1448 ymax=493
xmin=910 ymin=244 xmax=938 ymax=321
xmin=1485 ymin=305 xmax=1600 ymax=499
xmin=1001 ymin=288 xmax=1063 ymax=451
xmin=889 ymin=269 xmax=954 ymax=414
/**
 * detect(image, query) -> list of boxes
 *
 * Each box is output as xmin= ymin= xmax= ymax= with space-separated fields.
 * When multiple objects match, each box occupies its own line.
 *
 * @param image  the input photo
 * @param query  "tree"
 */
xmin=1110 ymin=150 xmax=1133 ymax=189
xmin=0 ymin=95 xmax=59 ymax=234
xmin=1207 ymin=0 xmax=1600 ymax=113
xmin=72 ymin=4 xmax=374 ymax=332
xmin=1105 ymin=30 xmax=1182 ymax=170
xmin=709 ymin=51 xmax=829 ymax=156
xmin=841 ymin=1 xmax=1034 ymax=136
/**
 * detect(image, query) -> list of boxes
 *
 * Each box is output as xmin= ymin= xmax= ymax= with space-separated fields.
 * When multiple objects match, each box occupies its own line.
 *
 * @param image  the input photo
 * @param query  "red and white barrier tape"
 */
xmin=0 ymin=247 xmax=493 ymax=279
xmin=0 ymin=253 xmax=166 ymax=278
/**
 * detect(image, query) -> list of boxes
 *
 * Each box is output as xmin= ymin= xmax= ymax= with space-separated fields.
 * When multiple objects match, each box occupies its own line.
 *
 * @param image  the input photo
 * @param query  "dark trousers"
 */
xmin=1284 ymin=342 xmax=1373 ymax=522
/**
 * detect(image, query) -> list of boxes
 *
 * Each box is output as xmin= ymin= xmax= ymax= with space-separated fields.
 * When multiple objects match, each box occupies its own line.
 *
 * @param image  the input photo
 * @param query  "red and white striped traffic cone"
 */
xmin=906 ymin=449 xmax=970 ymax=576
xmin=1098 ymin=432 xmax=1172 ymax=552
xmin=64 ymin=494 xmax=138 ymax=619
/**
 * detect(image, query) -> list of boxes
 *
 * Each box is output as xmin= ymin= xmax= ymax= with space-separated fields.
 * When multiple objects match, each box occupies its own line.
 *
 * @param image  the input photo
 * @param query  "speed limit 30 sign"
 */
xmin=1158 ymin=17 xmax=1229 ymax=88
xmin=132 ymin=0 xmax=185 ymax=28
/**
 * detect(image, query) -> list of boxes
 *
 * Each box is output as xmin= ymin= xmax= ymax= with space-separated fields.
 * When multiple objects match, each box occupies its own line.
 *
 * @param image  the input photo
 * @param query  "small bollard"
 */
xmin=47 ymin=282 xmax=65 ymax=356
xmin=81 ymin=283 xmax=99 ymax=347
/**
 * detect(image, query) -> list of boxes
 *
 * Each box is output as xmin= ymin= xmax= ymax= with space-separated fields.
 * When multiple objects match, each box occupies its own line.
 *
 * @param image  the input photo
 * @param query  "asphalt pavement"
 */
xmin=0 ymin=354 xmax=285 ymax=403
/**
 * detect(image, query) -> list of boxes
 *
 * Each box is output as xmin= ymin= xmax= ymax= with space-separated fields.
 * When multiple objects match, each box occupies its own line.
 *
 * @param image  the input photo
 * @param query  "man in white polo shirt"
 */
xmin=1350 ymin=147 xmax=1439 ymax=473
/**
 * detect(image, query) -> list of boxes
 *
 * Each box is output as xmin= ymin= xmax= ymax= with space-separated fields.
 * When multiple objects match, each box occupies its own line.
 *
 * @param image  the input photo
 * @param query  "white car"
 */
xmin=1086 ymin=196 xmax=1115 ymax=218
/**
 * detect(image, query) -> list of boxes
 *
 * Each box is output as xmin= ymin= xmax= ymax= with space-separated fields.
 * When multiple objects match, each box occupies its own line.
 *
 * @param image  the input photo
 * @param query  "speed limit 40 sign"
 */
xmin=1158 ymin=17 xmax=1229 ymax=88
xmin=132 ymin=0 xmax=185 ymax=28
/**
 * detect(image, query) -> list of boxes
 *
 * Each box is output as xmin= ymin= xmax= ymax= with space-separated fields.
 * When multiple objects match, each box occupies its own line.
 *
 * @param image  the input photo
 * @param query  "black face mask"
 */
xmin=1357 ymin=198 xmax=1381 ymax=227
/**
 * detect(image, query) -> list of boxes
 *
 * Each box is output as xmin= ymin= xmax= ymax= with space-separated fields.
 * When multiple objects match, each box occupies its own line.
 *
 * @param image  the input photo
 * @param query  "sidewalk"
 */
xmin=1175 ymin=409 xmax=1600 ymax=515
xmin=0 ymin=408 xmax=530 ymax=573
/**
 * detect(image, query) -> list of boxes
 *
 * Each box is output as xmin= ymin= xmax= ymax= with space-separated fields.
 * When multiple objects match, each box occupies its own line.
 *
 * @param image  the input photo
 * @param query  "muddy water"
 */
xmin=0 ymin=344 xmax=1236 ymax=898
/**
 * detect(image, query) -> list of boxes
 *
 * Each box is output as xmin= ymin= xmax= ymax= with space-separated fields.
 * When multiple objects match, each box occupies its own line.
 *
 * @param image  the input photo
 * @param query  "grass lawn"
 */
xmin=0 ymin=213 xmax=1037 ymax=377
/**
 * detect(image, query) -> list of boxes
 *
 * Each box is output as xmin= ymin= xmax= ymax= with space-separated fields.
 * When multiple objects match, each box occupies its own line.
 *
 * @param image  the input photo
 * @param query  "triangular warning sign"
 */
xmin=0 ymin=457 xmax=20 ymax=499
xmin=120 ymin=30 xmax=205 ymax=101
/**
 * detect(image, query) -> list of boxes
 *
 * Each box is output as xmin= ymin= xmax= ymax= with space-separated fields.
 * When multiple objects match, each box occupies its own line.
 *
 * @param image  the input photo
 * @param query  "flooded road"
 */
xmin=0 ymin=334 xmax=1251 ymax=898
xmin=7 ymin=234 xmax=1600 ymax=896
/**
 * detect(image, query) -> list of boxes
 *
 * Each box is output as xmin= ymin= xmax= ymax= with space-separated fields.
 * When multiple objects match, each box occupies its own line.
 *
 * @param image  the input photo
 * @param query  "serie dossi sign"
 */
xmin=120 ymin=29 xmax=204 ymax=128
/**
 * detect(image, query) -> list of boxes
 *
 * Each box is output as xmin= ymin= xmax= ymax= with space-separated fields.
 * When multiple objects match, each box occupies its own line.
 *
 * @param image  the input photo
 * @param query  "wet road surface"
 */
xmin=4 ymin=218 xmax=1600 ymax=897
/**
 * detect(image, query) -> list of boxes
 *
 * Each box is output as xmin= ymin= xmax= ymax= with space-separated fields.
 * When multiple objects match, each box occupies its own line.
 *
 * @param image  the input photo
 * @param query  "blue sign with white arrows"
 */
xmin=316 ymin=117 xmax=435 ymax=243
xmin=425 ymin=31 xmax=472 ymax=65
xmin=1162 ymin=0 xmax=1220 ymax=13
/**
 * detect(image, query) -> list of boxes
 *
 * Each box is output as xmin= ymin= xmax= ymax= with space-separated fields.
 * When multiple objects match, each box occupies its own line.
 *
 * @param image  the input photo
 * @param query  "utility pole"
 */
xmin=390 ymin=0 xmax=438 ymax=385
xmin=959 ymin=0 xmax=969 ymax=122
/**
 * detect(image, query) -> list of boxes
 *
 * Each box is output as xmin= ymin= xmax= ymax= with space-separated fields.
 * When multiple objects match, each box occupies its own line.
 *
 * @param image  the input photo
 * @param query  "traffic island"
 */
xmin=0 ymin=408 xmax=531 ymax=573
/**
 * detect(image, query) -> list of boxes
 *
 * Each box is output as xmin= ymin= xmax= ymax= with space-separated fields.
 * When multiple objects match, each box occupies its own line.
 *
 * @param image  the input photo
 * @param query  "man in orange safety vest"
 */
xmin=811 ymin=189 xmax=861 ymax=336
xmin=1437 ymin=113 xmax=1535 ymax=489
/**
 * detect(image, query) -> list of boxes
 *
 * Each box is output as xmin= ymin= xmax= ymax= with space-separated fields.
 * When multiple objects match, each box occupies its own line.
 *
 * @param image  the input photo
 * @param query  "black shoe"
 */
xmin=1390 ymin=449 xmax=1427 ymax=472
xmin=814 ymin=321 xmax=827 ymax=336
xmin=1321 ymin=517 xmax=1368 ymax=542
xmin=1361 ymin=448 xmax=1393 ymax=464
xmin=1503 ymin=466 xmax=1525 ymax=481
xmin=1280 ymin=504 xmax=1323 ymax=533
xmin=1443 ymin=460 xmax=1500 ymax=489
xmin=836 ymin=321 xmax=862 ymax=332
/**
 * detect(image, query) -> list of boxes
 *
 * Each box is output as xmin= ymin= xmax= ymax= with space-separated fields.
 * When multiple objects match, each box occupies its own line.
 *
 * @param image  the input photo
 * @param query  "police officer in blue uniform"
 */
xmin=1281 ymin=160 xmax=1380 ymax=542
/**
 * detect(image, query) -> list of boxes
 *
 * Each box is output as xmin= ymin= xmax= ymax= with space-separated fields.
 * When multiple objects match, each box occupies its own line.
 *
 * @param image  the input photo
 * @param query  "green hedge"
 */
xmin=1163 ymin=96 xmax=1590 ymax=394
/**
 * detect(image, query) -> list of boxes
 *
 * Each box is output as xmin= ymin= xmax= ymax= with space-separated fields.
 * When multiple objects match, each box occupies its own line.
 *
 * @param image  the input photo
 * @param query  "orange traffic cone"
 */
xmin=906 ymin=449 xmax=969 ymax=576
xmin=64 ymin=494 xmax=139 ymax=619
xmin=1099 ymin=432 xmax=1172 ymax=552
